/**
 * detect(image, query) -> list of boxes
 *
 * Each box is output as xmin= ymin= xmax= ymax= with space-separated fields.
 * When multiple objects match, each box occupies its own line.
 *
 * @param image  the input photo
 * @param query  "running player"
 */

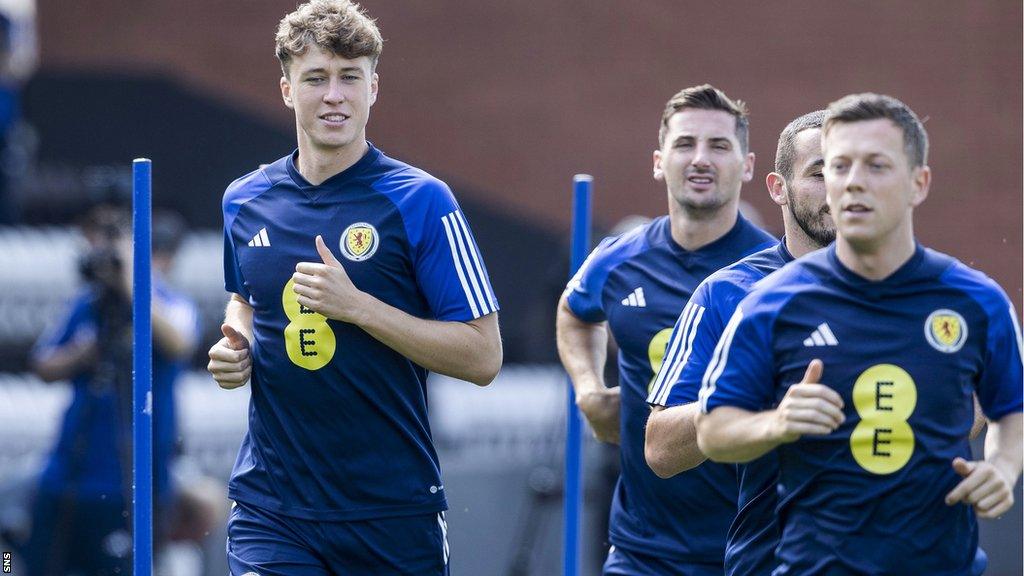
xmin=645 ymin=109 xmax=832 ymax=576
xmin=206 ymin=2 xmax=502 ymax=574
xmin=696 ymin=93 xmax=1022 ymax=575
xmin=557 ymin=85 xmax=775 ymax=575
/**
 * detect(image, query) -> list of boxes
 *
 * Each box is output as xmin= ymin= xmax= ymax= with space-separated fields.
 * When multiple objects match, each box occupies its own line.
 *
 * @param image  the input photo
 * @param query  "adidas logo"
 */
xmin=247 ymin=227 xmax=270 ymax=247
xmin=803 ymin=322 xmax=839 ymax=347
xmin=621 ymin=287 xmax=646 ymax=307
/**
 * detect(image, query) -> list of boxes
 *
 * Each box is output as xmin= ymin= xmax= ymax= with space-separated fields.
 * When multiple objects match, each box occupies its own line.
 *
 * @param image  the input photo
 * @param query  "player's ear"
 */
xmin=368 ymin=72 xmax=379 ymax=107
xmin=741 ymin=151 xmax=756 ymax=183
xmin=766 ymin=172 xmax=787 ymax=207
xmin=652 ymin=149 xmax=664 ymax=182
xmin=281 ymin=75 xmax=294 ymax=110
xmin=910 ymin=164 xmax=930 ymax=207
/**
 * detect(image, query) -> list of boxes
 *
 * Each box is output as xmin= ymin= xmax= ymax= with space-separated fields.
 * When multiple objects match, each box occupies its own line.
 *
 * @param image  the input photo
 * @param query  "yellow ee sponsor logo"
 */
xmin=282 ymin=278 xmax=336 ymax=370
xmin=850 ymin=363 xmax=916 ymax=475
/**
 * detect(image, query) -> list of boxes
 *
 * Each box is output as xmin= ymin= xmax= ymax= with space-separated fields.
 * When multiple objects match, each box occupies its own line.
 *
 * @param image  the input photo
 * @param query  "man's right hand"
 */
xmin=771 ymin=359 xmax=845 ymax=443
xmin=577 ymin=386 xmax=621 ymax=444
xmin=207 ymin=324 xmax=251 ymax=389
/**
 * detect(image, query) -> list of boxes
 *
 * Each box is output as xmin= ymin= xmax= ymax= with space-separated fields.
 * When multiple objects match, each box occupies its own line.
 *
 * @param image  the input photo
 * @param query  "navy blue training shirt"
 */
xmin=701 ymin=243 xmax=1023 ymax=575
xmin=222 ymin=143 xmax=498 ymax=521
xmin=648 ymin=240 xmax=793 ymax=576
xmin=565 ymin=214 xmax=774 ymax=565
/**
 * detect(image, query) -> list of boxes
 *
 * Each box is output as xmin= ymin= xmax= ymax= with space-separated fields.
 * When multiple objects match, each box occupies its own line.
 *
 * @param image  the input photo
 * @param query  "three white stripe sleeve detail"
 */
xmin=698 ymin=306 xmax=744 ymax=413
xmin=441 ymin=210 xmax=496 ymax=318
xmin=647 ymin=301 xmax=706 ymax=406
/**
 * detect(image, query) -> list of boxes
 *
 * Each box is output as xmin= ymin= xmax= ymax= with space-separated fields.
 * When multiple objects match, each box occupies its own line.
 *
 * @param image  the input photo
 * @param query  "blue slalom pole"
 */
xmin=132 ymin=158 xmax=153 ymax=575
xmin=563 ymin=174 xmax=592 ymax=576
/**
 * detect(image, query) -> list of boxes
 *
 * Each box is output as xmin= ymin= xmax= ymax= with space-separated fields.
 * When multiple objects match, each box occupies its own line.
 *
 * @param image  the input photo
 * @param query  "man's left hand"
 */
xmin=945 ymin=457 xmax=1015 ymax=518
xmin=293 ymin=235 xmax=368 ymax=324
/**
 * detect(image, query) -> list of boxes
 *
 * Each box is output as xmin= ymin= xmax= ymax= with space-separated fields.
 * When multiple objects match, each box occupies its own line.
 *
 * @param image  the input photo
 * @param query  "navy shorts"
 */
xmin=227 ymin=500 xmax=450 ymax=576
xmin=603 ymin=544 xmax=722 ymax=576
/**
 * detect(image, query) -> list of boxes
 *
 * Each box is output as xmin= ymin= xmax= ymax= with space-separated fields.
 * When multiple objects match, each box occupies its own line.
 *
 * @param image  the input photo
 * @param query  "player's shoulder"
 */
xmin=934 ymin=249 xmax=1014 ymax=316
xmin=368 ymin=149 xmax=454 ymax=207
xmin=735 ymin=250 xmax=819 ymax=319
xmin=734 ymin=213 xmax=778 ymax=247
xmin=589 ymin=216 xmax=663 ymax=273
xmin=222 ymin=154 xmax=290 ymax=211
xmin=703 ymin=242 xmax=787 ymax=296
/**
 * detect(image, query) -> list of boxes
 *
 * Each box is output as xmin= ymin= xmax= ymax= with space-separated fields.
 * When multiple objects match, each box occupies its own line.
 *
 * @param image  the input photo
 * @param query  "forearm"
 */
xmin=645 ymin=403 xmax=705 ymax=478
xmin=225 ymin=294 xmax=254 ymax=341
xmin=353 ymin=294 xmax=502 ymax=386
xmin=969 ymin=394 xmax=987 ymax=440
xmin=696 ymin=406 xmax=784 ymax=463
xmin=152 ymin=301 xmax=196 ymax=360
xmin=555 ymin=297 xmax=608 ymax=395
xmin=32 ymin=344 xmax=93 ymax=382
xmin=985 ymin=412 xmax=1023 ymax=485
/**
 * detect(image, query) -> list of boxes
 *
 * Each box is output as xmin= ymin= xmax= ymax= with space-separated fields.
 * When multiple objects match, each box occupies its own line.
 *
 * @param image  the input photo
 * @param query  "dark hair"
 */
xmin=775 ymin=110 xmax=826 ymax=182
xmin=659 ymin=84 xmax=749 ymax=151
xmin=823 ymin=93 xmax=928 ymax=167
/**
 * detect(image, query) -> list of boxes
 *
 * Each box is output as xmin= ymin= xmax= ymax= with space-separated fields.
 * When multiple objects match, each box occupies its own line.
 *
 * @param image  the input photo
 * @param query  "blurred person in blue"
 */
xmin=556 ymin=84 xmax=775 ymax=575
xmin=21 ymin=204 xmax=199 ymax=575
xmin=0 ymin=0 xmax=37 ymax=223
xmin=206 ymin=1 xmax=501 ymax=574
xmin=696 ymin=93 xmax=1023 ymax=575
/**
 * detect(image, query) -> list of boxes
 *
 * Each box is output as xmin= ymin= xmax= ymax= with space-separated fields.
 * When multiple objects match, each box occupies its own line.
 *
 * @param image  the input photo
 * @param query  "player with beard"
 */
xmin=645 ymin=110 xmax=832 ymax=575
xmin=696 ymin=93 xmax=1021 ymax=575
xmin=557 ymin=85 xmax=775 ymax=575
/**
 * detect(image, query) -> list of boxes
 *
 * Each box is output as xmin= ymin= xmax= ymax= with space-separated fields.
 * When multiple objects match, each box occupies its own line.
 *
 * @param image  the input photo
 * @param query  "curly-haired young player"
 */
xmin=207 ymin=2 xmax=502 ymax=574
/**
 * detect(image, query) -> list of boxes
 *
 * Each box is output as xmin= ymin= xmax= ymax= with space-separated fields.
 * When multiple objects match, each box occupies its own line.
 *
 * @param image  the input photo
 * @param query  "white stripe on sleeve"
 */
xmin=454 ymin=210 xmax=497 ymax=312
xmin=647 ymin=302 xmax=698 ymax=405
xmin=441 ymin=215 xmax=481 ymax=317
xmin=445 ymin=211 xmax=492 ymax=316
xmin=655 ymin=304 xmax=706 ymax=406
xmin=1009 ymin=304 xmax=1023 ymax=361
xmin=699 ymin=306 xmax=744 ymax=413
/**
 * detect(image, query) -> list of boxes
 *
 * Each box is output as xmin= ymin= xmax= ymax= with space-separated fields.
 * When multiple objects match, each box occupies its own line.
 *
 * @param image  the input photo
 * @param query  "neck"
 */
xmin=667 ymin=197 xmax=739 ymax=251
xmin=296 ymin=134 xmax=368 ymax=185
xmin=835 ymin=222 xmax=916 ymax=281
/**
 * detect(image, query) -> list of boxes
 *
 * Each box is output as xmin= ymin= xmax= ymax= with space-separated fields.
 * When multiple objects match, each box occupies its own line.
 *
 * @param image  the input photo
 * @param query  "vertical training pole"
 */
xmin=132 ymin=158 xmax=153 ymax=575
xmin=563 ymin=174 xmax=592 ymax=576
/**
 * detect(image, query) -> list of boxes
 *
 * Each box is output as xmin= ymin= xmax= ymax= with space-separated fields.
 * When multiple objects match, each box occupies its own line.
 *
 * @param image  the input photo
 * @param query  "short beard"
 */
xmin=787 ymin=190 xmax=836 ymax=247
xmin=669 ymin=185 xmax=733 ymax=221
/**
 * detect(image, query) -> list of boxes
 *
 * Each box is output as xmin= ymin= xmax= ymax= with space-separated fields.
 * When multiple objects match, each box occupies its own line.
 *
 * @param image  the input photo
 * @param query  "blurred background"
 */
xmin=0 ymin=0 xmax=1020 ymax=574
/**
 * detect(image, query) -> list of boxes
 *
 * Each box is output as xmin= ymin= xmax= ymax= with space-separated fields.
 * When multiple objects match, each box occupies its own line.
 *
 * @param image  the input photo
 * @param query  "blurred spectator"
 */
xmin=14 ymin=205 xmax=208 ymax=574
xmin=0 ymin=0 xmax=37 ymax=224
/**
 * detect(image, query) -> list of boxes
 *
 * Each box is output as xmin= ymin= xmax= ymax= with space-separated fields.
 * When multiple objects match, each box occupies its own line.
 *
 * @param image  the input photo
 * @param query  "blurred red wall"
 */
xmin=39 ymin=0 xmax=1022 ymax=303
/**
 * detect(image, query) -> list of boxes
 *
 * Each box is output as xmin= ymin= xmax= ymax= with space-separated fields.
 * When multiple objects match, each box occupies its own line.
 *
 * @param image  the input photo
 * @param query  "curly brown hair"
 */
xmin=275 ymin=0 xmax=384 ymax=77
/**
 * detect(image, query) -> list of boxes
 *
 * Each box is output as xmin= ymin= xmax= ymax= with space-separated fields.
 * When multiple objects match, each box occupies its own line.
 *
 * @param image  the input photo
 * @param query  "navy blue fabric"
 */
xmin=222 ymin=143 xmax=497 ymax=521
xmin=227 ymin=500 xmax=449 ymax=576
xmin=702 ymin=244 xmax=1023 ymax=575
xmin=565 ymin=215 xmax=774 ymax=565
xmin=648 ymin=241 xmax=792 ymax=576
xmin=602 ymin=545 xmax=721 ymax=576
